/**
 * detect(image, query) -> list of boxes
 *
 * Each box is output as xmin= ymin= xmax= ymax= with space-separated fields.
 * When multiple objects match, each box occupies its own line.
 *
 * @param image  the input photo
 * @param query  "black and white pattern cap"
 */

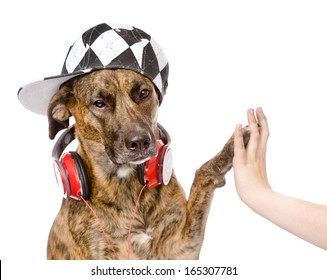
xmin=18 ymin=23 xmax=169 ymax=115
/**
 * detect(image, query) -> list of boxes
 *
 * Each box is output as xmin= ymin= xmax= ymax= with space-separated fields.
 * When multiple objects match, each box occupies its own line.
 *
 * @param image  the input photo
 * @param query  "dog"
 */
xmin=17 ymin=22 xmax=250 ymax=260
xmin=46 ymin=68 xmax=250 ymax=260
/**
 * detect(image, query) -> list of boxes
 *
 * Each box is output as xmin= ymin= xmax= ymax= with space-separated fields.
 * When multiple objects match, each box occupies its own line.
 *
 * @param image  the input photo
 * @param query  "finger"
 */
xmin=247 ymin=108 xmax=261 ymax=134
xmin=246 ymin=108 xmax=260 ymax=156
xmin=256 ymin=107 xmax=270 ymax=152
xmin=247 ymin=108 xmax=257 ymax=126
xmin=256 ymin=107 xmax=269 ymax=135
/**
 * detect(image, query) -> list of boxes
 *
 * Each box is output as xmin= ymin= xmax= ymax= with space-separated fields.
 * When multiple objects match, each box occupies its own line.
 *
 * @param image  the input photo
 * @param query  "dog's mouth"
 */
xmin=128 ymin=154 xmax=156 ymax=165
xmin=105 ymin=145 xmax=158 ymax=165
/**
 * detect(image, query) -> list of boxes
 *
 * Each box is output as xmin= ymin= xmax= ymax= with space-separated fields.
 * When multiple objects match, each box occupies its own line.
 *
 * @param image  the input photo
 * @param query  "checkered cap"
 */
xmin=18 ymin=23 xmax=169 ymax=115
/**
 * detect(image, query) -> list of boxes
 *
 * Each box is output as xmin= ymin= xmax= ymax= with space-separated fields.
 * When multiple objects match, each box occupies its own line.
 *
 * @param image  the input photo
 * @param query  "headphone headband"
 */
xmin=52 ymin=125 xmax=75 ymax=161
xmin=157 ymin=123 xmax=171 ymax=146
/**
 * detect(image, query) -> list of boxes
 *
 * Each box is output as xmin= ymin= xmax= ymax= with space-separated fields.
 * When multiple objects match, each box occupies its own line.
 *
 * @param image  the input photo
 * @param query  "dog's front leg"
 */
xmin=183 ymin=128 xmax=250 ymax=257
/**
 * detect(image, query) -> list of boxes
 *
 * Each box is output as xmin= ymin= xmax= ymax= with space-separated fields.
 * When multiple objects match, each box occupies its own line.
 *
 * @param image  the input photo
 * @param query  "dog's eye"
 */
xmin=140 ymin=89 xmax=150 ymax=100
xmin=93 ymin=100 xmax=106 ymax=108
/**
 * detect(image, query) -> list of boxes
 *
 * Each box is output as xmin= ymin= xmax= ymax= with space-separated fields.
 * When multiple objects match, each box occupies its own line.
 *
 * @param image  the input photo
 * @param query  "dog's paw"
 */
xmin=204 ymin=127 xmax=250 ymax=173
xmin=194 ymin=125 xmax=252 ymax=188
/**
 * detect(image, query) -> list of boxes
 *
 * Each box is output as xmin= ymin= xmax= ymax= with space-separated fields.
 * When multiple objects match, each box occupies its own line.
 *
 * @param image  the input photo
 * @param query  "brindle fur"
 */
xmin=47 ymin=69 xmax=250 ymax=260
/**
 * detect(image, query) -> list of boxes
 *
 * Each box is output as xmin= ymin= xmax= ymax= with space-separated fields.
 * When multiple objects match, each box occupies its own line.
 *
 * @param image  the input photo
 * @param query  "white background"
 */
xmin=1 ymin=0 xmax=327 ymax=279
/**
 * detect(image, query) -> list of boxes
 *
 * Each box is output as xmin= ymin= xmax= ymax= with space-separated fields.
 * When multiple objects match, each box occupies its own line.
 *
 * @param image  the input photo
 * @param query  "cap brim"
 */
xmin=17 ymin=69 xmax=92 ymax=116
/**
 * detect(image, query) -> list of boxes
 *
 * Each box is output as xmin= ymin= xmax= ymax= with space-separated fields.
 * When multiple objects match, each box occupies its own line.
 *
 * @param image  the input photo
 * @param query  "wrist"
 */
xmin=238 ymin=183 xmax=273 ymax=209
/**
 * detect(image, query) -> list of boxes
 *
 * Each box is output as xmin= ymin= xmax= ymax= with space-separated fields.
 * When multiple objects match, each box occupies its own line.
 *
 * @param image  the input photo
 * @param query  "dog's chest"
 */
xmin=83 ymin=177 xmax=185 ymax=259
xmin=92 ymin=199 xmax=158 ymax=258
xmin=132 ymin=227 xmax=154 ymax=246
xmin=106 ymin=223 xmax=156 ymax=259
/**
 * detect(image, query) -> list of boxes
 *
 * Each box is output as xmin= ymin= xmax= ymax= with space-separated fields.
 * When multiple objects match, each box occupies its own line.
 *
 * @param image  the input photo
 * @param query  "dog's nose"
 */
xmin=125 ymin=132 xmax=151 ymax=153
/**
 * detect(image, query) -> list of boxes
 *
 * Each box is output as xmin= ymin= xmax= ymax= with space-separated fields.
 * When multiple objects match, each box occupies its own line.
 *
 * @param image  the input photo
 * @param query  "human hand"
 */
xmin=233 ymin=108 xmax=271 ymax=203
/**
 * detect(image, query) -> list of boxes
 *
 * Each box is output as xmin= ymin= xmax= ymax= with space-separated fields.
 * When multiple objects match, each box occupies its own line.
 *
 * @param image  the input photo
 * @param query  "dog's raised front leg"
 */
xmin=183 ymin=128 xmax=250 ymax=257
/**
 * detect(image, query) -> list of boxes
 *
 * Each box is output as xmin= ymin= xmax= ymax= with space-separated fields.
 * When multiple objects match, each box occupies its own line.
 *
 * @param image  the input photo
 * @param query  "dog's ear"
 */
xmin=47 ymin=83 xmax=75 ymax=140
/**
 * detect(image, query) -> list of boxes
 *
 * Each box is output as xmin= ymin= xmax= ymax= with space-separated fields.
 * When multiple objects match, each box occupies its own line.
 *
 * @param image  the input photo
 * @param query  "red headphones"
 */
xmin=52 ymin=124 xmax=173 ymax=200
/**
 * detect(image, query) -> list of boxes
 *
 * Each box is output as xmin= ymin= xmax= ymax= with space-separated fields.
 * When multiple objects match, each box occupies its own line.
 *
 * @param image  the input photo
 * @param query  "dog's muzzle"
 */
xmin=105 ymin=129 xmax=157 ymax=165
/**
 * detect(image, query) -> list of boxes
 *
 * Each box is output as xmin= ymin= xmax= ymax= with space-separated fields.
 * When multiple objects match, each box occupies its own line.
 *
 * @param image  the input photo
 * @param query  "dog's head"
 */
xmin=48 ymin=69 xmax=161 ymax=165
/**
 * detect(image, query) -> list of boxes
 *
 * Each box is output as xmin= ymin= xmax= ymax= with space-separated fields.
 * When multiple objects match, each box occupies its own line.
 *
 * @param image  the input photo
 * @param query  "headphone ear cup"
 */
xmin=68 ymin=152 xmax=91 ymax=199
xmin=59 ymin=152 xmax=90 ymax=200
xmin=53 ymin=158 xmax=71 ymax=199
xmin=158 ymin=145 xmax=173 ymax=186
xmin=137 ymin=123 xmax=172 ymax=188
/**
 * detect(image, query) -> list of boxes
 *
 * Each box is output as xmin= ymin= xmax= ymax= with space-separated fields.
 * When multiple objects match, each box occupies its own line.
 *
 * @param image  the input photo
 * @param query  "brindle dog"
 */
xmin=47 ymin=68 xmax=249 ymax=260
